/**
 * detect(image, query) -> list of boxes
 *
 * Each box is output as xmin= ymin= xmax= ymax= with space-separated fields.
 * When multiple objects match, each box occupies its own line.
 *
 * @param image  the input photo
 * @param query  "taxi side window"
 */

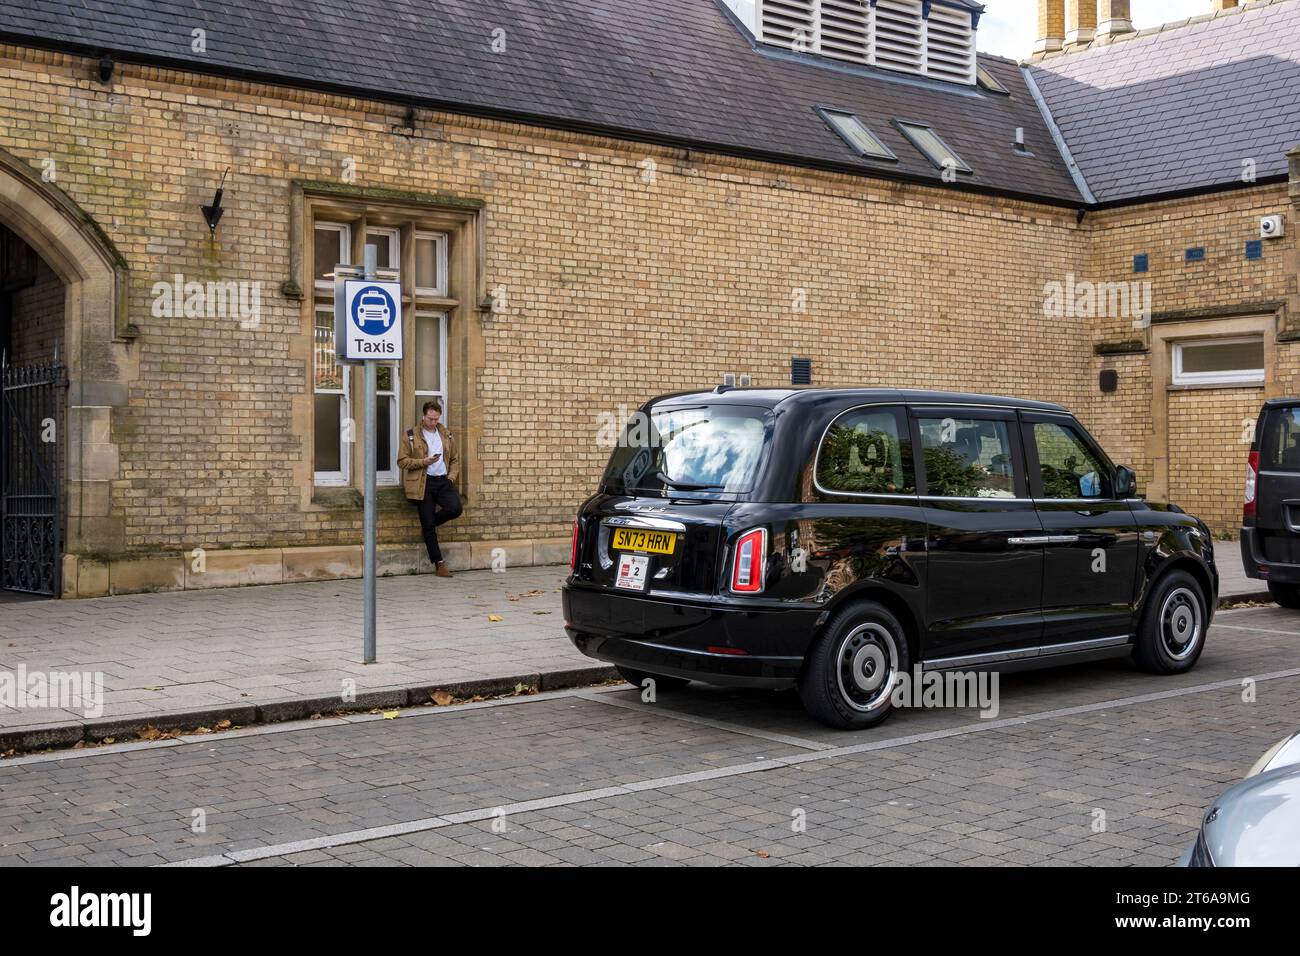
xmin=1033 ymin=421 xmax=1109 ymax=499
xmin=916 ymin=416 xmax=1018 ymax=498
xmin=817 ymin=406 xmax=915 ymax=495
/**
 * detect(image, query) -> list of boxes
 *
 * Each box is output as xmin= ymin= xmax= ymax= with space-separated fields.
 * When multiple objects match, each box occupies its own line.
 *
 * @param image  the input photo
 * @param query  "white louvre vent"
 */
xmin=819 ymin=0 xmax=872 ymax=65
xmin=925 ymin=4 xmax=977 ymax=83
xmin=760 ymin=0 xmax=817 ymax=52
xmin=873 ymin=0 xmax=924 ymax=75
xmin=756 ymin=0 xmax=979 ymax=86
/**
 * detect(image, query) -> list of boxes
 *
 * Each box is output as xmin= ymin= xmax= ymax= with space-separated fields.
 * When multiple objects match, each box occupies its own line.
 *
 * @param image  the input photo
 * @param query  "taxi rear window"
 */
xmin=601 ymin=404 xmax=769 ymax=496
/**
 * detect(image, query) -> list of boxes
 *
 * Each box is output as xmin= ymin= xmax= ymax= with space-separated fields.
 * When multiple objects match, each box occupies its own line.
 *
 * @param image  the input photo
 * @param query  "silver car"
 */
xmin=1181 ymin=730 xmax=1300 ymax=866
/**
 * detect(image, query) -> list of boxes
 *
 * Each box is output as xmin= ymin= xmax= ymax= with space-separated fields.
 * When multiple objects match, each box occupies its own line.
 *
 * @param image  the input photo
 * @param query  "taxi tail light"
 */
xmin=570 ymin=521 xmax=580 ymax=571
xmin=1244 ymin=450 xmax=1258 ymax=520
xmin=730 ymin=528 xmax=767 ymax=593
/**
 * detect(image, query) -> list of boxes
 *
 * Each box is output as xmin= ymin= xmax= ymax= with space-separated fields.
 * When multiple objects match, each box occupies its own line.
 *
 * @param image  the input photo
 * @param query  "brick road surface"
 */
xmin=1 ymin=603 xmax=1296 ymax=867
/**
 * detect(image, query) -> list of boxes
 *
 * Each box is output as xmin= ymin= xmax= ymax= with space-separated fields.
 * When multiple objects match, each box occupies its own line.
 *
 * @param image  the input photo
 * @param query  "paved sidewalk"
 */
xmin=0 ymin=540 xmax=1267 ymax=751
xmin=1 ymin=565 xmax=602 ymax=748
xmin=1213 ymin=538 xmax=1258 ymax=601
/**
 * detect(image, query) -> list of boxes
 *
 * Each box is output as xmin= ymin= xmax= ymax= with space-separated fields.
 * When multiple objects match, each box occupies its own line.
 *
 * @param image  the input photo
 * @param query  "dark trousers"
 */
xmin=415 ymin=476 xmax=462 ymax=564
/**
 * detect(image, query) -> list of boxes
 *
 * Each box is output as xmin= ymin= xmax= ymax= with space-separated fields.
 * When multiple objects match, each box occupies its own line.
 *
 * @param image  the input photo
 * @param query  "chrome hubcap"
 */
xmin=1160 ymin=586 xmax=1202 ymax=661
xmin=835 ymin=623 xmax=898 ymax=712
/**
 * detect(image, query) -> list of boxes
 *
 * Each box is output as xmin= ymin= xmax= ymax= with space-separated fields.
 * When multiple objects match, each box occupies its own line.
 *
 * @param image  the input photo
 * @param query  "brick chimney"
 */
xmin=1096 ymin=0 xmax=1135 ymax=39
xmin=1036 ymin=0 xmax=1065 ymax=53
xmin=1065 ymin=0 xmax=1098 ymax=46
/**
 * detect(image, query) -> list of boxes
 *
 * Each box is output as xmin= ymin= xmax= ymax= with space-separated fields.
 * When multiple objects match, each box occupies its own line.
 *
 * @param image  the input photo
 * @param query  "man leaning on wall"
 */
xmin=398 ymin=400 xmax=463 ymax=577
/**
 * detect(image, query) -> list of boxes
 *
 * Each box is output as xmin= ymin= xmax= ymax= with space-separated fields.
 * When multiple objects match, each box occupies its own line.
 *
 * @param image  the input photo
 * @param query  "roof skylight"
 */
xmin=817 ymin=108 xmax=898 ymax=161
xmin=893 ymin=120 xmax=971 ymax=173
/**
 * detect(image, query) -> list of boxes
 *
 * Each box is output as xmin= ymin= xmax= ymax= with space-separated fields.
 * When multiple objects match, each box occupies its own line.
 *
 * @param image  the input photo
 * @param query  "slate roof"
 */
xmin=0 ymin=0 xmax=1083 ymax=204
xmin=1029 ymin=0 xmax=1300 ymax=204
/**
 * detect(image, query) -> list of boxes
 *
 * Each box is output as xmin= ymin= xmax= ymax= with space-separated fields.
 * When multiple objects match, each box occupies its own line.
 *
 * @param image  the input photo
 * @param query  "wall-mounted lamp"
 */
xmin=98 ymin=55 xmax=114 ymax=84
xmin=201 ymin=168 xmax=229 ymax=235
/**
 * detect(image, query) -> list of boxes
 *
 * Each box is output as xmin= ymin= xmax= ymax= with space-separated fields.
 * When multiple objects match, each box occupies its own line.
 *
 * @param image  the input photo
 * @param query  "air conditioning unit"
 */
xmin=1261 ymin=215 xmax=1285 ymax=239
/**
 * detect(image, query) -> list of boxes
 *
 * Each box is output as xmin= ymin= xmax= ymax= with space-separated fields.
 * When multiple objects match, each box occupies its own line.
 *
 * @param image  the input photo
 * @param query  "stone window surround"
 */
xmin=283 ymin=182 xmax=488 ymax=511
xmin=1145 ymin=310 xmax=1278 ymax=503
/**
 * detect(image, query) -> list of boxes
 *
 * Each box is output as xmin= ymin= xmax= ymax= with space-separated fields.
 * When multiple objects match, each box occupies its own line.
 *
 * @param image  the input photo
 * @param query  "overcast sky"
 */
xmin=977 ymin=0 xmax=1216 ymax=58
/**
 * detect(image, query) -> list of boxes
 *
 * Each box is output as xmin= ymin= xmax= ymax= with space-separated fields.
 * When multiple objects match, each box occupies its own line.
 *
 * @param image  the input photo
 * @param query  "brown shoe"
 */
xmin=435 ymin=561 xmax=452 ymax=578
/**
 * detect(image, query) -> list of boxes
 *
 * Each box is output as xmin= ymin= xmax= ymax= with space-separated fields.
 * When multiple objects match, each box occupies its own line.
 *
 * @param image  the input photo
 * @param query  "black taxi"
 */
xmin=563 ymin=388 xmax=1218 ymax=729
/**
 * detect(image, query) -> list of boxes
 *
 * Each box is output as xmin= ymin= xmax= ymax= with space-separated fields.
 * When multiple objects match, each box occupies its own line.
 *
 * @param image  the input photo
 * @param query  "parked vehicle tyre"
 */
xmin=1267 ymin=581 xmax=1300 ymax=609
xmin=1133 ymin=570 xmax=1207 ymax=674
xmin=799 ymin=601 xmax=909 ymax=730
xmin=616 ymin=666 xmax=690 ymax=693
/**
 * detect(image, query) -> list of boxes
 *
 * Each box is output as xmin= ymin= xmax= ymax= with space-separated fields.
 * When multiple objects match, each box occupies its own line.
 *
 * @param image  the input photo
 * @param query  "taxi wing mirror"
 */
xmin=1114 ymin=465 xmax=1138 ymax=499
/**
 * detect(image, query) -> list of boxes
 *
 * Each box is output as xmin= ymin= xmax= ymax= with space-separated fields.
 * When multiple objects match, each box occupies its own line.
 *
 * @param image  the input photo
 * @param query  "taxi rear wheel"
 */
xmin=799 ymin=601 xmax=907 ymax=730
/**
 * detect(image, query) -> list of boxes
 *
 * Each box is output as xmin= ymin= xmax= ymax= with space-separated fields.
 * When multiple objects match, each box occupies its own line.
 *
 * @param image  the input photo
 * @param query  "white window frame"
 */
xmin=414 ymin=310 xmax=449 ymax=420
xmin=375 ymin=363 xmax=400 ymax=486
xmin=365 ymin=226 xmax=401 ymax=270
xmin=313 ymin=305 xmax=352 ymax=486
xmin=313 ymin=222 xmax=351 ymax=294
xmin=414 ymin=231 xmax=449 ymax=297
xmin=1172 ymin=335 xmax=1265 ymax=386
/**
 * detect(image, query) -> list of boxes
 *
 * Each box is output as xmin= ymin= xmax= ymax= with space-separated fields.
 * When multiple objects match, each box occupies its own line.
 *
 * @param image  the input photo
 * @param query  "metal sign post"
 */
xmin=361 ymin=248 xmax=378 ymax=664
xmin=334 ymin=245 xmax=402 ymax=664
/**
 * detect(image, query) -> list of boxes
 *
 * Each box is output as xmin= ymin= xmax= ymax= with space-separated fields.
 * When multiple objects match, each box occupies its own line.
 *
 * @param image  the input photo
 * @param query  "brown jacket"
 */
xmin=397 ymin=421 xmax=460 ymax=500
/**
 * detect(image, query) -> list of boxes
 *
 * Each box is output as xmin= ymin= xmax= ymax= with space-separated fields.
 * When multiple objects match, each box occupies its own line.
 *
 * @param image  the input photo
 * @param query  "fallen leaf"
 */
xmin=755 ymin=849 xmax=770 ymax=859
xmin=488 ymin=614 xmax=503 ymax=622
xmin=192 ymin=726 xmax=212 ymax=735
xmin=382 ymin=710 xmax=400 ymax=719
xmin=430 ymin=690 xmax=454 ymax=706
xmin=102 ymin=737 xmax=116 ymax=745
xmin=215 ymin=719 xmax=232 ymax=730
xmin=532 ymin=610 xmax=551 ymax=615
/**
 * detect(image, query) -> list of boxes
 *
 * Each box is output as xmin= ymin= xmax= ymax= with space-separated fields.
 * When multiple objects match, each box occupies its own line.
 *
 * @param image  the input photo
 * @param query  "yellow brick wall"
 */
xmin=1085 ymin=187 xmax=1299 ymax=531
xmin=0 ymin=43 xmax=1294 ymax=557
xmin=1167 ymin=387 xmax=1261 ymax=531
xmin=0 ymin=46 xmax=1100 ymax=556
xmin=9 ymin=247 xmax=64 ymax=364
xmin=1087 ymin=187 xmax=1294 ymax=346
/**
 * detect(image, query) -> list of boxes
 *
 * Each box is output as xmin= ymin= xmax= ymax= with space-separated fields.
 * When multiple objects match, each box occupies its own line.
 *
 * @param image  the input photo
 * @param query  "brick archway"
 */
xmin=0 ymin=146 xmax=133 ymax=593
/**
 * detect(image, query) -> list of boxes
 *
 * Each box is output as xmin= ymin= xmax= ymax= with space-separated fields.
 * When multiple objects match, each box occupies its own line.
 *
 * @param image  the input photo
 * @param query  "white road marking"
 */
xmin=157 ymin=666 xmax=1300 ymax=867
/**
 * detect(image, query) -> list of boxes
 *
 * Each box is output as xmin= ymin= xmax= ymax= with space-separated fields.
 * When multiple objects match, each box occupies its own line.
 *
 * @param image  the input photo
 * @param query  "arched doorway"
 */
xmin=0 ymin=148 xmax=130 ymax=597
xmin=1 ymin=225 xmax=66 ymax=595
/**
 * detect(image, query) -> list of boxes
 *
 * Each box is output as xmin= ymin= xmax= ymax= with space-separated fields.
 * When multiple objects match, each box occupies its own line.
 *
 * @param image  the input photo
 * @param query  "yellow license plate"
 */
xmin=611 ymin=528 xmax=677 ymax=556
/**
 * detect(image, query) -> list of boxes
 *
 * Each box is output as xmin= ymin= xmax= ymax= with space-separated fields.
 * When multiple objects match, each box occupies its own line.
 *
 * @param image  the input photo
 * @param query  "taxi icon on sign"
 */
xmin=355 ymin=290 xmax=392 ymax=331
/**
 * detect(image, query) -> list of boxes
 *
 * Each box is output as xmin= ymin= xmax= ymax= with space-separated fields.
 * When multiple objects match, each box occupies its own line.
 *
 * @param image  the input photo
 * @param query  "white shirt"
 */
xmin=422 ymin=427 xmax=447 ymax=477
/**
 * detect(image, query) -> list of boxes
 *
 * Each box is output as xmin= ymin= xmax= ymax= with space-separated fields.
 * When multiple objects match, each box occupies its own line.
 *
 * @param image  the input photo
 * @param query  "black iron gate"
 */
xmin=1 ymin=361 xmax=65 ymax=595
